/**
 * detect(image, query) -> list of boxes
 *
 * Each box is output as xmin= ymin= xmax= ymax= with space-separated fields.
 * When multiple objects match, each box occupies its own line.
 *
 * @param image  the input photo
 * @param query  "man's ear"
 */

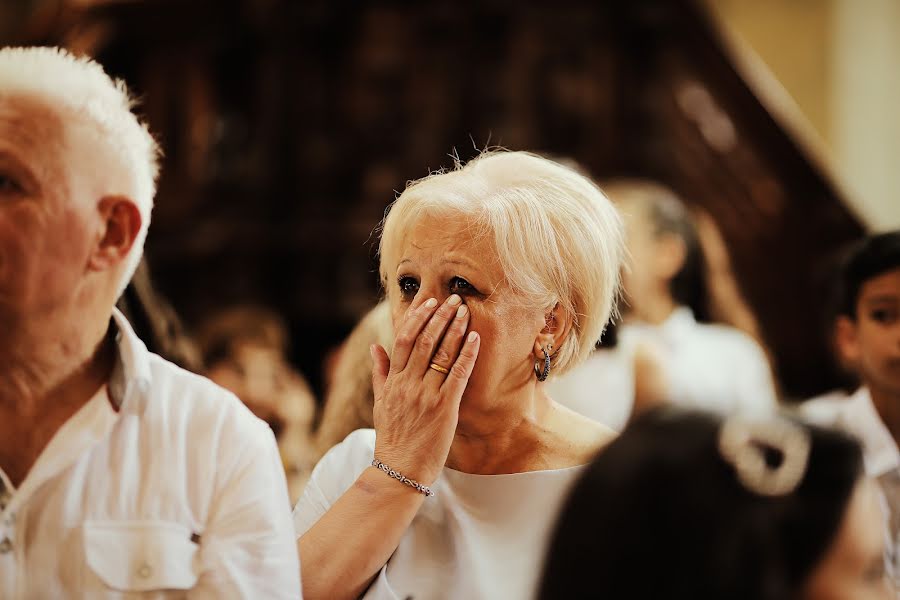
xmin=655 ymin=232 xmax=687 ymax=281
xmin=834 ymin=315 xmax=861 ymax=371
xmin=88 ymin=196 xmax=142 ymax=273
xmin=534 ymin=302 xmax=573 ymax=359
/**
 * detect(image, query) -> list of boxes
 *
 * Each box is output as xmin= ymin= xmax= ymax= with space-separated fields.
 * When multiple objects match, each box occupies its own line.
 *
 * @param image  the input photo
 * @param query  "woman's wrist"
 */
xmin=353 ymin=467 xmax=430 ymax=501
xmin=371 ymin=458 xmax=435 ymax=497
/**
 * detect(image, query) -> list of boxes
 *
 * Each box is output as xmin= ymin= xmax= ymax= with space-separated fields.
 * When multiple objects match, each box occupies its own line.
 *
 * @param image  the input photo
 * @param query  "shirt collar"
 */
xmin=842 ymin=387 xmax=900 ymax=477
xmin=109 ymin=308 xmax=153 ymax=413
xmin=659 ymin=306 xmax=697 ymax=338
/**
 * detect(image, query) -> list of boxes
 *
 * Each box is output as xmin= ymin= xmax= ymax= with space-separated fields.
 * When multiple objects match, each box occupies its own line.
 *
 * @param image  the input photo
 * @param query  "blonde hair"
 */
xmin=0 ymin=46 xmax=159 ymax=295
xmin=378 ymin=150 xmax=625 ymax=375
xmin=315 ymin=301 xmax=393 ymax=456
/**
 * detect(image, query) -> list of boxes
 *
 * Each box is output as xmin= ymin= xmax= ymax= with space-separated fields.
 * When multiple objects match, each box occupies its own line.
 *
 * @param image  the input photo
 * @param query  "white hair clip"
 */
xmin=718 ymin=416 xmax=811 ymax=497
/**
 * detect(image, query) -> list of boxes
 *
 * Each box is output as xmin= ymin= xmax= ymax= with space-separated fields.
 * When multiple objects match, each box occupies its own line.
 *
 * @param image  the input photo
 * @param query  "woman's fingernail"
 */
xmin=448 ymin=294 xmax=461 ymax=306
xmin=424 ymin=298 xmax=438 ymax=308
xmin=456 ymin=305 xmax=468 ymax=318
xmin=468 ymin=331 xmax=478 ymax=343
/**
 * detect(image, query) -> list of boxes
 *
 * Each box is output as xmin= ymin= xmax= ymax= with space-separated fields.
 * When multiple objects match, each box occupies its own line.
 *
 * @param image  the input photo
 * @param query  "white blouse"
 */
xmin=294 ymin=429 xmax=584 ymax=600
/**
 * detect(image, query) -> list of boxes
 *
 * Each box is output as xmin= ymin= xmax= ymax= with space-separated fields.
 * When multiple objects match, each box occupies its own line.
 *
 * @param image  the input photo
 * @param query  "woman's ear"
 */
xmin=88 ymin=195 xmax=142 ymax=273
xmin=534 ymin=302 xmax=573 ymax=359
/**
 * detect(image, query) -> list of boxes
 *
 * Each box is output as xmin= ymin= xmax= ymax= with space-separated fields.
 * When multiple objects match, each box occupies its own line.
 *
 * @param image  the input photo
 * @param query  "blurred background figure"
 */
xmin=546 ymin=321 xmax=668 ymax=431
xmin=196 ymin=305 xmax=317 ymax=500
xmin=116 ymin=258 xmax=202 ymax=372
xmin=543 ymin=158 xmax=668 ymax=430
xmin=693 ymin=208 xmax=767 ymax=345
xmin=5 ymin=0 xmax=888 ymax=410
xmin=802 ymin=231 xmax=900 ymax=584
xmin=608 ymin=179 xmax=778 ymax=416
xmin=315 ymin=300 xmax=393 ymax=458
xmin=540 ymin=407 xmax=894 ymax=599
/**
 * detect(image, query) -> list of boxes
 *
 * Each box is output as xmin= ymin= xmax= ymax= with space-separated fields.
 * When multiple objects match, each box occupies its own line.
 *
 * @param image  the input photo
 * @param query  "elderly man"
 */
xmin=0 ymin=47 xmax=300 ymax=597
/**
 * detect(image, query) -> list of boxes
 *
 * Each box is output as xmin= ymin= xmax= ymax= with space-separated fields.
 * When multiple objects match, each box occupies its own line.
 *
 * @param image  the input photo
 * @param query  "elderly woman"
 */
xmin=293 ymin=150 xmax=625 ymax=599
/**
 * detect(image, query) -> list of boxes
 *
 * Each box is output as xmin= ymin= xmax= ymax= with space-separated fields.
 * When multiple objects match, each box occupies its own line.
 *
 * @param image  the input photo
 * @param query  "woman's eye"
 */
xmin=870 ymin=308 xmax=898 ymax=324
xmin=0 ymin=175 xmax=22 ymax=195
xmin=398 ymin=276 xmax=420 ymax=299
xmin=449 ymin=277 xmax=474 ymax=294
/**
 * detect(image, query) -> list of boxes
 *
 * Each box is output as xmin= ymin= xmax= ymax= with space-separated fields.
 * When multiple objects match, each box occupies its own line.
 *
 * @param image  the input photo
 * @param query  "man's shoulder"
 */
xmin=140 ymin=353 xmax=270 ymax=442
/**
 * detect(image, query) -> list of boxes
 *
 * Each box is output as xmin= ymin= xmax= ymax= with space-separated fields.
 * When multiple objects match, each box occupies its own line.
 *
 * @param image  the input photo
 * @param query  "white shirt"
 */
xmin=801 ymin=387 xmax=900 ymax=582
xmin=801 ymin=387 xmax=900 ymax=478
xmin=545 ymin=347 xmax=634 ymax=431
xmin=620 ymin=307 xmax=777 ymax=415
xmin=0 ymin=310 xmax=301 ymax=599
xmin=294 ymin=429 xmax=584 ymax=600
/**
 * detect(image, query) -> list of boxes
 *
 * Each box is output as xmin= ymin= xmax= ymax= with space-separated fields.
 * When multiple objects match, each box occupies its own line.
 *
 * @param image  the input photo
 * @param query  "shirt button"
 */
xmin=0 ymin=539 xmax=11 ymax=554
xmin=137 ymin=562 xmax=153 ymax=578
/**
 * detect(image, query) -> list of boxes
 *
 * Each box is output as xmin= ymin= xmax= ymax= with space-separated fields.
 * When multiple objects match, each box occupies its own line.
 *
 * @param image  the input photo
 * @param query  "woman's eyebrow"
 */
xmin=863 ymin=294 xmax=900 ymax=305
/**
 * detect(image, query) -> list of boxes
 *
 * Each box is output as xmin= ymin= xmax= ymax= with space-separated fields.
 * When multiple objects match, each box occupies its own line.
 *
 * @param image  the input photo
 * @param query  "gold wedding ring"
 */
xmin=428 ymin=362 xmax=450 ymax=374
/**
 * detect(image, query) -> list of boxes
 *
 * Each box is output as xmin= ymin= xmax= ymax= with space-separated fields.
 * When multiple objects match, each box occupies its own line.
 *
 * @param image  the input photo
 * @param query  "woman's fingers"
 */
xmin=389 ymin=297 xmax=438 ymax=374
xmin=441 ymin=331 xmax=480 ymax=400
xmin=405 ymin=295 xmax=464 ymax=376
xmin=370 ymin=343 xmax=391 ymax=402
xmin=424 ymin=303 xmax=470 ymax=381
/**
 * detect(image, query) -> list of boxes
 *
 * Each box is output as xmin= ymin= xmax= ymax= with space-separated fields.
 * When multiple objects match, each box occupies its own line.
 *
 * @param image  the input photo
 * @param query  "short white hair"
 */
xmin=379 ymin=150 xmax=625 ymax=375
xmin=0 ymin=46 xmax=159 ymax=295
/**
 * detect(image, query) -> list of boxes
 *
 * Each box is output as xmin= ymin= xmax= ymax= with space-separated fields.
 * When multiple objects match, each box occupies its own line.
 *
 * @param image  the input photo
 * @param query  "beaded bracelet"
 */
xmin=371 ymin=458 xmax=435 ymax=497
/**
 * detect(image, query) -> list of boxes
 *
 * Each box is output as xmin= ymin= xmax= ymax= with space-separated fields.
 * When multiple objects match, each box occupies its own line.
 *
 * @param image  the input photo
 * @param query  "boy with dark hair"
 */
xmin=805 ymin=231 xmax=900 ymax=471
xmin=803 ymin=230 xmax=900 ymax=584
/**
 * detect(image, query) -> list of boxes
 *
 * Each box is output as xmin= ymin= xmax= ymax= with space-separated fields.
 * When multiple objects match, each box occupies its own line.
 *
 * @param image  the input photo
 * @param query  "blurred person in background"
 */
xmin=802 ymin=230 xmax=900 ymax=583
xmin=608 ymin=179 xmax=778 ymax=416
xmin=314 ymin=300 xmax=393 ymax=458
xmin=542 ymin=160 xmax=667 ymax=431
xmin=116 ymin=258 xmax=202 ymax=372
xmin=197 ymin=304 xmax=318 ymax=500
xmin=693 ymin=207 xmax=768 ymax=345
xmin=0 ymin=47 xmax=300 ymax=597
xmin=293 ymin=151 xmax=625 ymax=600
xmin=545 ymin=320 xmax=668 ymax=431
xmin=540 ymin=407 xmax=893 ymax=599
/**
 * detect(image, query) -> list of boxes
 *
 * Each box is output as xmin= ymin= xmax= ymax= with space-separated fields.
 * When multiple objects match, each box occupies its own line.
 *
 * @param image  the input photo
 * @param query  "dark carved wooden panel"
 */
xmin=7 ymin=0 xmax=863 ymax=398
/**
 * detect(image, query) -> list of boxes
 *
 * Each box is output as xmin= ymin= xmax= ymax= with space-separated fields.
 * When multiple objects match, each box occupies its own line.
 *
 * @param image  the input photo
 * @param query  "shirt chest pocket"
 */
xmin=83 ymin=520 xmax=199 ymax=596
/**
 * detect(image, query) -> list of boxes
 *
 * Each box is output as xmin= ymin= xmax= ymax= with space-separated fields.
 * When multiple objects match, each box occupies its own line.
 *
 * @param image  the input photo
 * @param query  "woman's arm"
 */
xmin=298 ymin=294 xmax=480 ymax=599
xmin=298 ymin=468 xmax=426 ymax=599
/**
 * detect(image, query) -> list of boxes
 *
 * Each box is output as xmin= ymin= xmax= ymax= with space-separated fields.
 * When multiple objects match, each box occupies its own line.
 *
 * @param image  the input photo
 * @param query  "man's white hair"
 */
xmin=0 ymin=46 xmax=159 ymax=295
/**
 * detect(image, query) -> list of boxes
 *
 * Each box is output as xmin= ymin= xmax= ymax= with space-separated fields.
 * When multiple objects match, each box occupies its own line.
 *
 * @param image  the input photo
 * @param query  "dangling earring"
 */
xmin=535 ymin=344 xmax=552 ymax=382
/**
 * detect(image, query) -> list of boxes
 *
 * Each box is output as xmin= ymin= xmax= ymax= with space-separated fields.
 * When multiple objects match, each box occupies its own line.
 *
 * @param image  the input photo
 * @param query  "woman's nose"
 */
xmin=417 ymin=283 xmax=448 ymax=303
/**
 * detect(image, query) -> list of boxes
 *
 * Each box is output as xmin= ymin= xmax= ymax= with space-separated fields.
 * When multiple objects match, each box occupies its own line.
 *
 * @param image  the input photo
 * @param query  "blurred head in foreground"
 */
xmin=540 ymin=407 xmax=891 ymax=600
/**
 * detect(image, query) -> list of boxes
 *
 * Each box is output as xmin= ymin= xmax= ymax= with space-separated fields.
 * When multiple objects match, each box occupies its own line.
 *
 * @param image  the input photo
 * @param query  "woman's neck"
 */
xmin=446 ymin=385 xmax=558 ymax=475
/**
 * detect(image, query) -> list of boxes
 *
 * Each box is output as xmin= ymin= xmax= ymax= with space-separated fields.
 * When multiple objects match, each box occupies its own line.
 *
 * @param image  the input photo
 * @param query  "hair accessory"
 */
xmin=428 ymin=362 xmax=450 ymax=375
xmin=718 ymin=416 xmax=811 ymax=497
xmin=535 ymin=345 xmax=552 ymax=382
xmin=371 ymin=458 xmax=435 ymax=497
